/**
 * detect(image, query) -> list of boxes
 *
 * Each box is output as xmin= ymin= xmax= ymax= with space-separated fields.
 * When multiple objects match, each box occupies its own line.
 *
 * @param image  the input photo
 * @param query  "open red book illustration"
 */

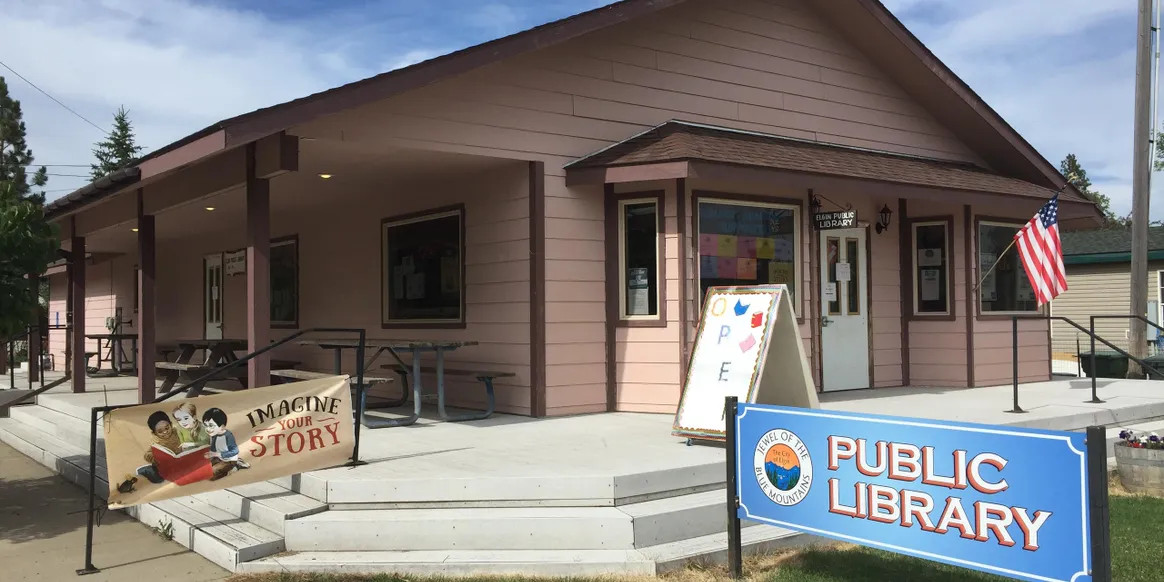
xmin=152 ymin=443 xmax=213 ymax=485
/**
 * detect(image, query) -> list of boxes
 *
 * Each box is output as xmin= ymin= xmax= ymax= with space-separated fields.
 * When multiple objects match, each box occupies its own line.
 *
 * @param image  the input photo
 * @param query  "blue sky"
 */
xmin=0 ymin=0 xmax=1156 ymax=219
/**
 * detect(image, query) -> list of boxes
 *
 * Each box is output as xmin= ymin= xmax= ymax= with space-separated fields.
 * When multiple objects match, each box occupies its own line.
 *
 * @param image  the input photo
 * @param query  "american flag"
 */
xmin=1013 ymin=194 xmax=1067 ymax=306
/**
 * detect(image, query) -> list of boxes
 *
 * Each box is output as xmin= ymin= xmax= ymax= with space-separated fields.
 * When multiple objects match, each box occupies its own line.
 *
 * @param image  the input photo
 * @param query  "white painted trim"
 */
xmin=616 ymin=197 xmax=662 ymax=321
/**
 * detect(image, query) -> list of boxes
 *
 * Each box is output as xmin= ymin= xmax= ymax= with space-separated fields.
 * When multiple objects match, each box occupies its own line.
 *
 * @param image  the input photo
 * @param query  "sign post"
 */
xmin=729 ymin=403 xmax=1109 ymax=582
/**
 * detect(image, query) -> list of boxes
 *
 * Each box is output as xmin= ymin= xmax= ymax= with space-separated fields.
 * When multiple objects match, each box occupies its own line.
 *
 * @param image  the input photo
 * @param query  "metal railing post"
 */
xmin=1089 ymin=316 xmax=1102 ymax=403
xmin=76 ymin=405 xmax=103 ymax=575
xmin=9 ymin=341 xmax=15 ymax=390
xmin=1007 ymin=316 xmax=1025 ymax=413
xmin=347 ymin=329 xmax=367 ymax=467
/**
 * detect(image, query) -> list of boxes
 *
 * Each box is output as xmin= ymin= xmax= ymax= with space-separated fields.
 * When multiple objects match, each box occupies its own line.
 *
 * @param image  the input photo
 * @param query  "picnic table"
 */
xmin=297 ymin=338 xmax=509 ymax=426
xmin=84 ymin=333 xmax=138 ymax=377
xmin=156 ymin=338 xmax=249 ymax=396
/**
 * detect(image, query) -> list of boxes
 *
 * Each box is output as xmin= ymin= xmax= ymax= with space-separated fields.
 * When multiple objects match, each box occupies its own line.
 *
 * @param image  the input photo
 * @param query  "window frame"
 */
xmin=975 ymin=217 xmax=1041 ymax=317
xmin=691 ymin=193 xmax=803 ymax=320
xmin=380 ymin=205 xmax=467 ymax=329
xmin=908 ymin=216 xmax=954 ymax=319
xmin=1157 ymin=270 xmax=1164 ymax=332
xmin=615 ymin=193 xmax=665 ymax=326
xmin=270 ymin=234 xmax=300 ymax=329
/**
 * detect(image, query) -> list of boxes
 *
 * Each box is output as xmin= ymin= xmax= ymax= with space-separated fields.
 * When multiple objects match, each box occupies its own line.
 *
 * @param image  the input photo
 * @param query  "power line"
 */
xmin=0 ymin=57 xmax=108 ymax=135
xmin=44 ymin=173 xmax=90 ymax=178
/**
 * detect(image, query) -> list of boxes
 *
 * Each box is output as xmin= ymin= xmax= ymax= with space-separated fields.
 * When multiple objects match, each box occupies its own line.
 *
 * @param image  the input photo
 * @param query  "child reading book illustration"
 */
xmin=173 ymin=402 xmax=210 ymax=449
xmin=203 ymin=407 xmax=251 ymax=481
xmin=136 ymin=410 xmax=214 ymax=486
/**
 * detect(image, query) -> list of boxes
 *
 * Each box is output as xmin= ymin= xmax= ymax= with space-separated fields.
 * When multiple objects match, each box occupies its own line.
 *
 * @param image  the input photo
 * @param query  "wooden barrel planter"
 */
xmin=1114 ymin=432 xmax=1164 ymax=497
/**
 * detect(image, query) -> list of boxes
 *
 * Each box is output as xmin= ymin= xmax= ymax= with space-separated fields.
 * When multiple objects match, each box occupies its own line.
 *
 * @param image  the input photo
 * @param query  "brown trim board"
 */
xmin=809 ymin=190 xmax=821 ymax=391
xmin=897 ymin=198 xmax=910 ymax=386
xmin=964 ymin=204 xmax=975 ymax=387
xmin=676 ymin=178 xmax=689 ymax=385
xmin=603 ymin=183 xmax=618 ymax=413
xmin=528 ymin=161 xmax=546 ymax=418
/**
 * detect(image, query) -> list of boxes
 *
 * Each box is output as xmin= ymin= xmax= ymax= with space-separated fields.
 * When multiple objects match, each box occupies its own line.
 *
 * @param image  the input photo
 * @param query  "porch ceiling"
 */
xmin=73 ymin=141 xmax=515 ymax=254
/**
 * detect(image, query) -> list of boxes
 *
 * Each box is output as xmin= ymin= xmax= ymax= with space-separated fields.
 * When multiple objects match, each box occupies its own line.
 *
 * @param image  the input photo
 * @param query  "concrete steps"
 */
xmin=243 ymin=523 xmax=802 ymax=577
xmin=286 ymin=488 xmax=767 ymax=552
xmin=0 ymin=406 xmax=323 ymax=572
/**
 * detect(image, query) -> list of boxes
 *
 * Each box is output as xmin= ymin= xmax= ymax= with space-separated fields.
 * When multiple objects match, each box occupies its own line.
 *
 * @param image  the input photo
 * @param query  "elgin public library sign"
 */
xmin=672 ymin=285 xmax=1112 ymax=582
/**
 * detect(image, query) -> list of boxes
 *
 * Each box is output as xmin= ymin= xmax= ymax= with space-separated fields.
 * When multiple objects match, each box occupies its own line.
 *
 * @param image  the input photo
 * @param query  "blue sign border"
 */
xmin=735 ymin=403 xmax=1091 ymax=582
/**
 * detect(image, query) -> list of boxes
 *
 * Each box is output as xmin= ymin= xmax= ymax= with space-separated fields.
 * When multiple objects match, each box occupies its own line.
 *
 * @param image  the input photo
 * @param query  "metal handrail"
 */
xmin=77 ymin=327 xmax=369 ymax=575
xmin=1011 ymin=315 xmax=1164 ymax=413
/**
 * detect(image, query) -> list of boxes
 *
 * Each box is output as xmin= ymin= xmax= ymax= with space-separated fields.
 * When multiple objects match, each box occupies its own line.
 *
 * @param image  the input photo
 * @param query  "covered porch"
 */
xmin=43 ymin=130 xmax=543 ymax=417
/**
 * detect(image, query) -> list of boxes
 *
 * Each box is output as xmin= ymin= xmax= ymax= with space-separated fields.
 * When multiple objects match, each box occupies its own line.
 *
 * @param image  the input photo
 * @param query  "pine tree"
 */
xmin=1060 ymin=154 xmax=1120 ymax=227
xmin=0 ymin=76 xmax=48 ymax=203
xmin=90 ymin=105 xmax=142 ymax=180
xmin=0 ymin=76 xmax=59 ymax=339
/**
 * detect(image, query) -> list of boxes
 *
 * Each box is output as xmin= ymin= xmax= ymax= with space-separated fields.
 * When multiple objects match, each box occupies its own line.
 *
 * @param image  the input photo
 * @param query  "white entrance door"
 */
xmin=819 ymin=228 xmax=870 ymax=391
xmin=204 ymin=254 xmax=224 ymax=340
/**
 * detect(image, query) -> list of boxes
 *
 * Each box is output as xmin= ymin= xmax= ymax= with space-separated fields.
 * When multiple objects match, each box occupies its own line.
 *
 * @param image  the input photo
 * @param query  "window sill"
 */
xmin=907 ymin=313 xmax=956 ymax=322
xmin=617 ymin=317 xmax=667 ymax=328
xmin=976 ymin=312 xmax=1042 ymax=322
xmin=382 ymin=321 xmax=467 ymax=330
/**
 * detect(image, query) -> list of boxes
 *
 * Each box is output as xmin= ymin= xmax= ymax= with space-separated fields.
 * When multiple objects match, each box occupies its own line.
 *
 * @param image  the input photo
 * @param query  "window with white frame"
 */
xmin=912 ymin=221 xmax=950 ymax=315
xmin=381 ymin=206 xmax=464 ymax=325
xmin=978 ymin=221 xmax=1038 ymax=313
xmin=697 ymin=198 xmax=800 ymax=313
xmin=618 ymin=198 xmax=661 ymax=319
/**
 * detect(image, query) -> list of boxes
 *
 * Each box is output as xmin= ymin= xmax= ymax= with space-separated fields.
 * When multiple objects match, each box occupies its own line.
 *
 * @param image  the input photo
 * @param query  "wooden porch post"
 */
xmin=137 ymin=189 xmax=157 ymax=403
xmin=71 ymin=236 xmax=86 ymax=393
xmin=28 ymin=274 xmax=40 ymax=383
xmin=246 ymin=143 xmax=271 ymax=388
xmin=65 ymin=250 xmax=73 ymax=377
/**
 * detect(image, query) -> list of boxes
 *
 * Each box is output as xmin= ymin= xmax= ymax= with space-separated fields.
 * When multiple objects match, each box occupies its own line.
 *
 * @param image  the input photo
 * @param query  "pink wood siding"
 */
xmin=279 ymin=0 xmax=1001 ymax=411
xmin=905 ymin=199 xmax=968 ymax=387
xmin=611 ymin=181 xmax=683 ymax=413
xmin=544 ymin=176 xmax=607 ymax=415
xmin=299 ymin=0 xmax=982 ymax=173
xmin=46 ymin=272 xmax=67 ymax=371
xmin=147 ymin=163 xmax=536 ymax=413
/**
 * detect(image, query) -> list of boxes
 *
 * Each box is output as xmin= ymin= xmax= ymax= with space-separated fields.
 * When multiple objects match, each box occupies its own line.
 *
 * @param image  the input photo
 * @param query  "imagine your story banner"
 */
xmin=103 ymin=375 xmax=355 ymax=508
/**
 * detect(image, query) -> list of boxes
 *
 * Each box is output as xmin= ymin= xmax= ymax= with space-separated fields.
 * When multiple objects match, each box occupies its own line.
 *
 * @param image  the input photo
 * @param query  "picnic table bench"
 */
xmin=382 ymin=364 xmax=514 ymax=421
xmin=155 ymin=338 xmax=300 ymax=396
xmin=271 ymin=368 xmax=393 ymax=412
xmin=298 ymin=338 xmax=504 ymax=426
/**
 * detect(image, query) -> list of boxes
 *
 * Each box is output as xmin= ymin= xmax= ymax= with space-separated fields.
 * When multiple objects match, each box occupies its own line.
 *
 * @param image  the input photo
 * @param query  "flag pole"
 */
xmin=972 ymin=238 xmax=1018 ymax=293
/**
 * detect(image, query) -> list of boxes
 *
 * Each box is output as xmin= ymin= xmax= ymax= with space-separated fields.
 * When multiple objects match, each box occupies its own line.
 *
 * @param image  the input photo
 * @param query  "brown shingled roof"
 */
xmin=567 ymin=121 xmax=1087 ymax=204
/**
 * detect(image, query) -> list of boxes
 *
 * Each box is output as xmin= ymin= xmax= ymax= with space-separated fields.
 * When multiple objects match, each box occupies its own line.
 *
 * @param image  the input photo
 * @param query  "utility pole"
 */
xmin=1130 ymin=0 xmax=1154 ymax=378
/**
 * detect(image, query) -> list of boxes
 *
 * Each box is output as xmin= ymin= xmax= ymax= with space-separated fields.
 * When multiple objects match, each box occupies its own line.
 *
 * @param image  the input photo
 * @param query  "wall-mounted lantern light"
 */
xmin=875 ymin=204 xmax=893 ymax=234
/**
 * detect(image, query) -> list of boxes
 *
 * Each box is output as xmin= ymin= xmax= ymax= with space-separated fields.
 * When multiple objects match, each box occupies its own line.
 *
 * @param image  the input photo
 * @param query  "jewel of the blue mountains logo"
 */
xmin=754 ymin=429 xmax=813 ymax=506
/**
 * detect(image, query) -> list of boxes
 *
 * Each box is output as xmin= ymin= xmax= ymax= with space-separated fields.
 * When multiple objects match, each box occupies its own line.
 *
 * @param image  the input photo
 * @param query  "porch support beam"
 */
xmin=71 ymin=234 xmax=86 ymax=393
xmin=28 ymin=274 xmax=39 ymax=383
xmin=528 ymin=161 xmax=546 ymax=418
xmin=246 ymin=142 xmax=271 ymax=388
xmin=137 ymin=189 xmax=157 ymax=403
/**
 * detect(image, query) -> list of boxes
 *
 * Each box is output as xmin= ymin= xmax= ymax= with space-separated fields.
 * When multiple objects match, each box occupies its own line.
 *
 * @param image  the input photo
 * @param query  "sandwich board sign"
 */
xmin=673 ymin=284 xmax=818 ymax=441
xmin=730 ymin=403 xmax=1105 ymax=582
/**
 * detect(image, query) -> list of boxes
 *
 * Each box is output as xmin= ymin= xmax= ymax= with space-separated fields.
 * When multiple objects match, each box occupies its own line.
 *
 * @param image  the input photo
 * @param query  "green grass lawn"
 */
xmin=232 ymin=490 xmax=1164 ymax=582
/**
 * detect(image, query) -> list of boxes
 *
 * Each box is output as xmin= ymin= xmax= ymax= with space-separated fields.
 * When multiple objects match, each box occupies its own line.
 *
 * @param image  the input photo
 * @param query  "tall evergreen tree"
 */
xmin=0 ymin=76 xmax=48 ymax=203
xmin=1060 ymin=154 xmax=1121 ymax=227
xmin=0 ymin=76 xmax=58 ymax=339
xmin=90 ymin=105 xmax=142 ymax=180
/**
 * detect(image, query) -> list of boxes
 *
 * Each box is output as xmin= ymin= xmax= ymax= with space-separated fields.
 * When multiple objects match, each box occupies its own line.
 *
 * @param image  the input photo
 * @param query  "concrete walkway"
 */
xmin=0 ymin=441 xmax=228 ymax=581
